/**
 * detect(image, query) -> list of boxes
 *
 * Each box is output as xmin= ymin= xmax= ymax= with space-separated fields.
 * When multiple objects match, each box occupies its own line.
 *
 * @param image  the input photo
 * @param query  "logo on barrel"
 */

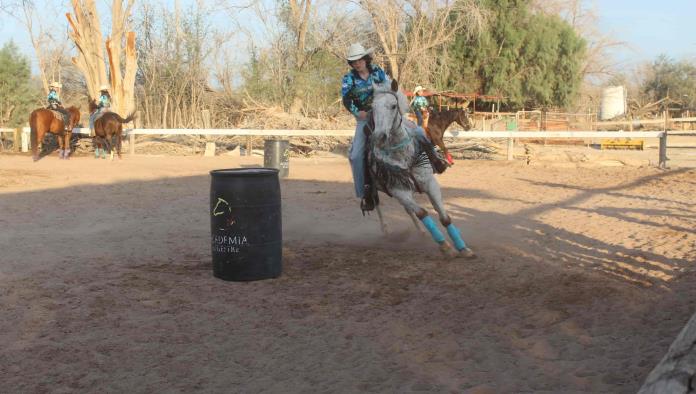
xmin=212 ymin=197 xmax=236 ymax=228
xmin=212 ymin=197 xmax=249 ymax=254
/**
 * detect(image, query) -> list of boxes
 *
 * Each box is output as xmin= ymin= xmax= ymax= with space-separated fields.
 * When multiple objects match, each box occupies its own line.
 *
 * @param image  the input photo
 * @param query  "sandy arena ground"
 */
xmin=1 ymin=152 xmax=695 ymax=393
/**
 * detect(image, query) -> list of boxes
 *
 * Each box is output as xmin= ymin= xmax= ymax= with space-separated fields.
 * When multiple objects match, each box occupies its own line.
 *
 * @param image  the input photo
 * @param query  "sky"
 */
xmin=1 ymin=0 xmax=695 ymax=72
xmin=593 ymin=0 xmax=696 ymax=65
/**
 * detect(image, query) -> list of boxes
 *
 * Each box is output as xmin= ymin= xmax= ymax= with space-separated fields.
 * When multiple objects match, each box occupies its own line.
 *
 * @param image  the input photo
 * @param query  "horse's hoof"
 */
xmin=458 ymin=247 xmax=477 ymax=260
xmin=439 ymin=242 xmax=457 ymax=259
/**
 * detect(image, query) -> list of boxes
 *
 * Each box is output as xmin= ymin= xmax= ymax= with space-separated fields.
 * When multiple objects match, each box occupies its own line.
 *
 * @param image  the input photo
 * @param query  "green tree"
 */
xmin=642 ymin=55 xmax=696 ymax=109
xmin=0 ymin=41 xmax=39 ymax=127
xmin=446 ymin=0 xmax=585 ymax=109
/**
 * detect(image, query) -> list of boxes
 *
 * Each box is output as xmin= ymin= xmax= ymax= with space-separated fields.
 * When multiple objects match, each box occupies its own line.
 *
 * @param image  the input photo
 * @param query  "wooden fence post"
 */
xmin=130 ymin=110 xmax=141 ymax=155
xmin=659 ymin=132 xmax=667 ymax=169
xmin=14 ymin=127 xmax=21 ymax=152
xmin=21 ymin=127 xmax=29 ymax=152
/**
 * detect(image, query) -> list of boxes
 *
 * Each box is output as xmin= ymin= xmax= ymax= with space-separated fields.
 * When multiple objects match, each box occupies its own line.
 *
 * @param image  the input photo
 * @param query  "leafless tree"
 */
xmin=66 ymin=0 xmax=137 ymax=116
xmin=0 ymin=0 xmax=69 ymax=93
xmin=358 ymin=0 xmax=488 ymax=88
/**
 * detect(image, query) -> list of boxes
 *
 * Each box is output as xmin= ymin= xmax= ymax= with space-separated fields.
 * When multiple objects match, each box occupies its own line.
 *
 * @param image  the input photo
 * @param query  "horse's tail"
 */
xmin=30 ymin=111 xmax=38 ymax=160
xmin=112 ymin=112 xmax=136 ymax=125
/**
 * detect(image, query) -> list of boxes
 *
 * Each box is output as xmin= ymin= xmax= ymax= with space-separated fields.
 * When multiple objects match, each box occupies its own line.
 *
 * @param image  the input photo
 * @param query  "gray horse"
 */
xmin=367 ymin=80 xmax=476 ymax=259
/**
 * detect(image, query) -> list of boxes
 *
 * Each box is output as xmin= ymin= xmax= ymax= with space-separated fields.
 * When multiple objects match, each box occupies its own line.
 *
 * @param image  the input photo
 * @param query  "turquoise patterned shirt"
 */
xmin=411 ymin=96 xmax=428 ymax=112
xmin=47 ymin=90 xmax=60 ymax=104
xmin=98 ymin=94 xmax=110 ymax=108
xmin=341 ymin=64 xmax=388 ymax=117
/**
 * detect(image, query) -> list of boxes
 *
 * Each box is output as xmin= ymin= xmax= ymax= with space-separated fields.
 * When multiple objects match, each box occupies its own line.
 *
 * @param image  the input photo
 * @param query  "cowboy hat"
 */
xmin=346 ymin=43 xmax=374 ymax=61
xmin=49 ymin=81 xmax=62 ymax=89
xmin=99 ymin=84 xmax=110 ymax=91
xmin=413 ymin=86 xmax=424 ymax=94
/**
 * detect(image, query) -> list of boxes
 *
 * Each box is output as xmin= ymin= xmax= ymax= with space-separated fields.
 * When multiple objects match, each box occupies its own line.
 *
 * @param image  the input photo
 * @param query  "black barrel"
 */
xmin=264 ymin=140 xmax=290 ymax=178
xmin=209 ymin=168 xmax=282 ymax=281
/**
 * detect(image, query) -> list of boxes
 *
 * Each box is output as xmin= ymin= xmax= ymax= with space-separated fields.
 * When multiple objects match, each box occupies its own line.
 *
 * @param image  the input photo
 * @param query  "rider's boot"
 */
xmin=360 ymin=184 xmax=375 ymax=213
xmin=422 ymin=140 xmax=449 ymax=174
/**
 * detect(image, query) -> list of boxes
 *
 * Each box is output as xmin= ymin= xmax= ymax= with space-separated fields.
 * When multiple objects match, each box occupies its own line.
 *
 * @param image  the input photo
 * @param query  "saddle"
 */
xmin=48 ymin=107 xmax=71 ymax=131
xmin=359 ymin=114 xmax=448 ymax=215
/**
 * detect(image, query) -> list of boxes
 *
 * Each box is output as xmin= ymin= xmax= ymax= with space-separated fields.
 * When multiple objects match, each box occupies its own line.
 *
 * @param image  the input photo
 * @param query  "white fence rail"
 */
xmin=14 ymin=127 xmax=671 ymax=168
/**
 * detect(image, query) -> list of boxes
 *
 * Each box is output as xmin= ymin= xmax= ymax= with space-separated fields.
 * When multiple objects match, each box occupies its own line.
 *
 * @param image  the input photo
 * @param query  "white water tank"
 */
xmin=600 ymin=86 xmax=627 ymax=120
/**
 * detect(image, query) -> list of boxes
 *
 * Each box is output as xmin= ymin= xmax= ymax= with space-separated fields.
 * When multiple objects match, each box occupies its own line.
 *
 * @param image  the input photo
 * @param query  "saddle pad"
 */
xmin=49 ymin=109 xmax=65 ymax=122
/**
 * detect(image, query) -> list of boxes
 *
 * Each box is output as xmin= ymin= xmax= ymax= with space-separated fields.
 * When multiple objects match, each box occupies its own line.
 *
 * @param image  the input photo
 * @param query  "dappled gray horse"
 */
xmin=368 ymin=80 xmax=475 ymax=259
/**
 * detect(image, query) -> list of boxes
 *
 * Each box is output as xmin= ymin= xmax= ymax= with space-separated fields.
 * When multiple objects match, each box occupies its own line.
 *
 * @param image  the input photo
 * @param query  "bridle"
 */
xmin=374 ymin=90 xmax=410 ymax=153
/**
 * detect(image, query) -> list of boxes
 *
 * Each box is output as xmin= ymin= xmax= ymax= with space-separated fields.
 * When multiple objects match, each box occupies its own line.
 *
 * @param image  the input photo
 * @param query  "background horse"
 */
xmin=426 ymin=108 xmax=473 ymax=165
xmin=89 ymin=99 xmax=135 ymax=160
xmin=30 ymin=106 xmax=80 ymax=161
xmin=367 ymin=80 xmax=475 ymax=259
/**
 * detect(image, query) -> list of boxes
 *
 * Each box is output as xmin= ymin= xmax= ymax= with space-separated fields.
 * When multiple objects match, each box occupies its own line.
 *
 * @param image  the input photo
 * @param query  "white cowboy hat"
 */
xmin=413 ymin=86 xmax=424 ymax=94
xmin=346 ymin=43 xmax=374 ymax=61
xmin=49 ymin=81 xmax=62 ymax=89
xmin=99 ymin=84 xmax=110 ymax=91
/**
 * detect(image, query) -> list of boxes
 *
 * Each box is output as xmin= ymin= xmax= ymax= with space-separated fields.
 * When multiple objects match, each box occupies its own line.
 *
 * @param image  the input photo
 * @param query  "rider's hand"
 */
xmin=357 ymin=111 xmax=368 ymax=120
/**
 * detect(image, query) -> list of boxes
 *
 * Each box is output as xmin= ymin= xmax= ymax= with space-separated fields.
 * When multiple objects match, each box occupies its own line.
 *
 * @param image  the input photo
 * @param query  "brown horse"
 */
xmin=30 ymin=106 xmax=81 ymax=161
xmin=89 ymin=99 xmax=135 ymax=160
xmin=425 ymin=108 xmax=473 ymax=165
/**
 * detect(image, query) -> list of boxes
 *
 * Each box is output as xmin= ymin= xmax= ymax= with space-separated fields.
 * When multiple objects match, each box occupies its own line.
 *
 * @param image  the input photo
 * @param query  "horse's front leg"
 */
xmin=431 ymin=132 xmax=453 ymax=166
xmin=55 ymin=131 xmax=64 ymax=159
xmin=391 ymin=189 xmax=456 ymax=258
xmin=62 ymin=132 xmax=72 ymax=159
xmin=422 ymin=174 xmax=476 ymax=259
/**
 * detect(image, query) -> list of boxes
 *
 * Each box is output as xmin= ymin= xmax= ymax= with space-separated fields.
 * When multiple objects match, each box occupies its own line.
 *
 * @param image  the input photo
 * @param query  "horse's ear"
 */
xmin=391 ymin=79 xmax=398 ymax=92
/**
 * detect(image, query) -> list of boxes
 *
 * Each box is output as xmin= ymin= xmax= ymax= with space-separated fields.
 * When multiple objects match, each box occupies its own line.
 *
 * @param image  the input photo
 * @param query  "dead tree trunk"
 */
xmin=66 ymin=0 xmax=137 ymax=116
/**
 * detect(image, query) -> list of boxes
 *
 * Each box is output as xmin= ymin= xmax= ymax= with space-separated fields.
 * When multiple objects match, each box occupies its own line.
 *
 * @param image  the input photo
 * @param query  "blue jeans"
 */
xmin=414 ymin=110 xmax=424 ymax=126
xmin=349 ymin=118 xmax=368 ymax=198
xmin=350 ymin=118 xmax=430 ymax=198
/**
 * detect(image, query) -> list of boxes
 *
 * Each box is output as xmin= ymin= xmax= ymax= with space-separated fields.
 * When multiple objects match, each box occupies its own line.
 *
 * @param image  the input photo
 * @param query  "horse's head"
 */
xmin=455 ymin=108 xmax=473 ymax=131
xmin=88 ymin=98 xmax=98 ymax=115
xmin=371 ymin=79 xmax=409 ymax=140
xmin=67 ymin=106 xmax=81 ymax=128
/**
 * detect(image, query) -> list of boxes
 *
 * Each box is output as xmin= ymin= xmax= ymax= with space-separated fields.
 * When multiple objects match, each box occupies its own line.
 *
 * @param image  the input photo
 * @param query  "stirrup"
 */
xmin=360 ymin=197 xmax=375 ymax=215
xmin=360 ymin=185 xmax=375 ymax=215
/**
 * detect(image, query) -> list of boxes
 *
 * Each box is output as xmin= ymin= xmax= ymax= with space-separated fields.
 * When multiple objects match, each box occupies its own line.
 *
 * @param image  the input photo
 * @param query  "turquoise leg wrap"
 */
xmin=421 ymin=216 xmax=445 ymax=243
xmin=446 ymin=224 xmax=467 ymax=251
xmin=95 ymin=148 xmax=100 ymax=158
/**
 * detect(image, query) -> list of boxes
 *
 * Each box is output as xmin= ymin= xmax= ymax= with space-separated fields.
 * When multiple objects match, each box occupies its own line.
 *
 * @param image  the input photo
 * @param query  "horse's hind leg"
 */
xmin=93 ymin=137 xmax=101 ymax=158
xmin=391 ymin=189 xmax=456 ymax=258
xmin=102 ymin=136 xmax=110 ymax=159
xmin=407 ymin=209 xmax=426 ymax=235
xmin=116 ymin=132 xmax=122 ymax=159
xmin=423 ymin=175 xmax=475 ymax=259
xmin=376 ymin=205 xmax=388 ymax=235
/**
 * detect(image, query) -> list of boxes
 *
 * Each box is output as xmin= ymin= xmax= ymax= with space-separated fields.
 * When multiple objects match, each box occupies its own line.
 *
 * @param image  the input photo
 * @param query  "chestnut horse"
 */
xmin=30 ymin=106 xmax=80 ymax=161
xmin=89 ymin=99 xmax=135 ymax=160
xmin=426 ymin=108 xmax=473 ymax=165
